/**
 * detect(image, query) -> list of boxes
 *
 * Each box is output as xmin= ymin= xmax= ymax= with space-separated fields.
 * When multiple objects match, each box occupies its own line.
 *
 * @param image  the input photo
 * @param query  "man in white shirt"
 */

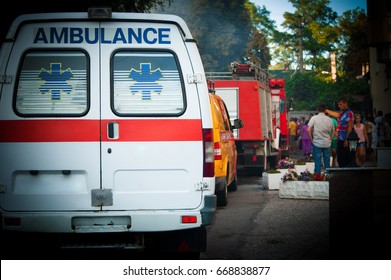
xmin=307 ymin=104 xmax=335 ymax=180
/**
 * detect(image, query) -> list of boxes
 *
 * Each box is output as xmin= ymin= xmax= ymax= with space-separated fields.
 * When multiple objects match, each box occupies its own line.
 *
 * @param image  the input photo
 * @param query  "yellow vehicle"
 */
xmin=209 ymin=92 xmax=243 ymax=206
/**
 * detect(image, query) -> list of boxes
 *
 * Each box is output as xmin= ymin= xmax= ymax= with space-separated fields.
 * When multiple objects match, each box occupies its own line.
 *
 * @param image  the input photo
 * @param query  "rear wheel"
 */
xmin=227 ymin=174 xmax=238 ymax=192
xmin=216 ymin=181 xmax=228 ymax=207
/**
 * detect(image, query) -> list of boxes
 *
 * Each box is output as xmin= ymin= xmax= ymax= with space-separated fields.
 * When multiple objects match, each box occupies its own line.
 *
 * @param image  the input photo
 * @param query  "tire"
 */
xmin=216 ymin=184 xmax=228 ymax=207
xmin=227 ymin=174 xmax=238 ymax=192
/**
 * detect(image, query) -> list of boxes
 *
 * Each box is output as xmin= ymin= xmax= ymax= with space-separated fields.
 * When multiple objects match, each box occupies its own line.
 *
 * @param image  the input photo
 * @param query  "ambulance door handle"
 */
xmin=107 ymin=122 xmax=119 ymax=139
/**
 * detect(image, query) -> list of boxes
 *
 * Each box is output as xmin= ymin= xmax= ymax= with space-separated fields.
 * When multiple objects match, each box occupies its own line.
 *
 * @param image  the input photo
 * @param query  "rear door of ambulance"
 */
xmin=0 ymin=17 xmax=203 ymax=217
xmin=100 ymin=20 xmax=204 ymax=212
xmin=0 ymin=20 xmax=101 ymax=214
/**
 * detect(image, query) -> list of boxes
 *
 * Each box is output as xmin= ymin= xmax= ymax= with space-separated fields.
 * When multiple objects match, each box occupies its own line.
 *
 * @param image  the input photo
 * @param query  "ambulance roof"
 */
xmin=6 ymin=10 xmax=193 ymax=41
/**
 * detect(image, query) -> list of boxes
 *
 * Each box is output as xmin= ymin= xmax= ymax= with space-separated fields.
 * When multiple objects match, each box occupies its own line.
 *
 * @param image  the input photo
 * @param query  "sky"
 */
xmin=250 ymin=0 xmax=367 ymax=29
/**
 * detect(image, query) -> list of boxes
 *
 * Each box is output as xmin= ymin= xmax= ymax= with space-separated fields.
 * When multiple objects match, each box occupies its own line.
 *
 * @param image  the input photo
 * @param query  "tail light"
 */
xmin=4 ymin=217 xmax=21 ymax=226
xmin=181 ymin=216 xmax=197 ymax=223
xmin=203 ymin=129 xmax=214 ymax=177
xmin=214 ymin=142 xmax=222 ymax=160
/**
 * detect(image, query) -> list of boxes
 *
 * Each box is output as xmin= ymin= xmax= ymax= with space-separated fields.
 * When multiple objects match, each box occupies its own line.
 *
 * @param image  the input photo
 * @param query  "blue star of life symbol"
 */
xmin=39 ymin=63 xmax=73 ymax=101
xmin=129 ymin=63 xmax=163 ymax=100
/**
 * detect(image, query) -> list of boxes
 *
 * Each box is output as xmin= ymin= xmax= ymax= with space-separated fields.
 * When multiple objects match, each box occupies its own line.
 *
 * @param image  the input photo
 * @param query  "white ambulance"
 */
xmin=0 ymin=8 xmax=216 ymax=256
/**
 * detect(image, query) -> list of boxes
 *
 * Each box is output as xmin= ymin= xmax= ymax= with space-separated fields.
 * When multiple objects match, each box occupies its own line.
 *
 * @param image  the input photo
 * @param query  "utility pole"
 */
xmin=330 ymin=51 xmax=337 ymax=81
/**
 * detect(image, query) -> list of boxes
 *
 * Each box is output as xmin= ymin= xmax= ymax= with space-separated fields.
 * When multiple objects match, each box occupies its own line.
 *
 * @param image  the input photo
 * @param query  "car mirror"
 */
xmin=233 ymin=119 xmax=244 ymax=129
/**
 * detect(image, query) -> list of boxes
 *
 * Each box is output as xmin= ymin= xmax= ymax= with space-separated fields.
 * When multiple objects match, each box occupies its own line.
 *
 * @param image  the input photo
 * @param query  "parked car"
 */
xmin=209 ymin=91 xmax=243 ymax=206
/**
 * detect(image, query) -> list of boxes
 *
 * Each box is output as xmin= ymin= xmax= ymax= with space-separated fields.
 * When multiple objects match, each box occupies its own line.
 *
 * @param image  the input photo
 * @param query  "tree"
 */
xmin=281 ymin=0 xmax=338 ymax=72
xmin=243 ymin=3 xmax=277 ymax=69
xmin=285 ymin=70 xmax=369 ymax=111
xmin=281 ymin=4 xmax=370 ymax=111
xmin=337 ymin=8 xmax=369 ymax=78
xmin=245 ymin=3 xmax=276 ymax=39
xmin=244 ymin=28 xmax=271 ymax=69
xmin=271 ymin=32 xmax=298 ymax=70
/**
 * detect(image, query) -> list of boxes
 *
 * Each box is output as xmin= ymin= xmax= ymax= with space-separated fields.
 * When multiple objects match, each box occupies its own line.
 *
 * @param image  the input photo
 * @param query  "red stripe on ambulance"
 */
xmin=0 ymin=119 xmax=202 ymax=142
xmin=101 ymin=119 xmax=203 ymax=141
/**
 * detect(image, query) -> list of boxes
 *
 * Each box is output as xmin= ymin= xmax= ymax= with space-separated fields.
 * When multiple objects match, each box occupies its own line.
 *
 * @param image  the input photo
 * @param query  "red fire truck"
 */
xmin=207 ymin=62 xmax=288 ymax=173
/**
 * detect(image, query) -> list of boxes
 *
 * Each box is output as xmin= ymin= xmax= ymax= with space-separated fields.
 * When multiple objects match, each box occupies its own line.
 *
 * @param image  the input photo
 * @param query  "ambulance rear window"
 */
xmin=14 ymin=51 xmax=88 ymax=116
xmin=112 ymin=51 xmax=185 ymax=116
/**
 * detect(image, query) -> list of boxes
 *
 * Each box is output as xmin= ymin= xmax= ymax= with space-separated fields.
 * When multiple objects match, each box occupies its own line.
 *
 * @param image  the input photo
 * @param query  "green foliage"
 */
xmin=285 ymin=71 xmax=369 ymax=111
xmin=245 ymin=2 xmax=277 ymax=39
xmin=337 ymin=8 xmax=368 ymax=78
xmin=280 ymin=0 xmax=338 ymax=71
xmin=274 ymin=0 xmax=368 ymax=82
xmin=245 ymin=28 xmax=271 ymax=69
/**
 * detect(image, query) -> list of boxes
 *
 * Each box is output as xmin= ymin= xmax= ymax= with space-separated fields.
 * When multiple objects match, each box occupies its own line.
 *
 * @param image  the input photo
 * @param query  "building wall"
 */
xmin=367 ymin=0 xmax=391 ymax=116
xmin=369 ymin=47 xmax=391 ymax=115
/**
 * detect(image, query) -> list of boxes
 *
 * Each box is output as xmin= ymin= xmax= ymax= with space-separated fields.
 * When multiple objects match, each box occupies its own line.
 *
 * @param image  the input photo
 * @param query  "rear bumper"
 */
xmin=1 ymin=194 xmax=216 ymax=233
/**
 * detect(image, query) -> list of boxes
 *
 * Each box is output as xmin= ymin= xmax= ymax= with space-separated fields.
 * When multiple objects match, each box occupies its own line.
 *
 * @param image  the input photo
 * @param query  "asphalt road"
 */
xmin=201 ymin=175 xmax=330 ymax=260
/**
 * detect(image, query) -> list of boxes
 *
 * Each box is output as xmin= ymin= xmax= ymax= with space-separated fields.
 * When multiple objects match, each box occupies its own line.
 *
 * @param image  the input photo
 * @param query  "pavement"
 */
xmin=201 ymin=176 xmax=329 ymax=260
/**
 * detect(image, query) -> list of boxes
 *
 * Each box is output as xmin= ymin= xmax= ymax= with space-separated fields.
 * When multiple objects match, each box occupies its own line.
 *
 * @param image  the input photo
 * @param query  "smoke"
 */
xmin=152 ymin=0 xmax=252 ymax=71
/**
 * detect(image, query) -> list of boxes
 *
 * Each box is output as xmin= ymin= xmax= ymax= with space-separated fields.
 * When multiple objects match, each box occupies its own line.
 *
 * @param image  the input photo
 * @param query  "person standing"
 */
xmin=374 ymin=110 xmax=384 ymax=127
xmin=374 ymin=110 xmax=385 ymax=147
xmin=296 ymin=116 xmax=305 ymax=152
xmin=301 ymin=120 xmax=312 ymax=156
xmin=370 ymin=117 xmax=378 ymax=162
xmin=365 ymin=115 xmax=373 ymax=161
xmin=353 ymin=114 xmax=369 ymax=167
xmin=307 ymin=104 xmax=335 ymax=180
xmin=325 ymin=96 xmax=354 ymax=167
xmin=288 ymin=117 xmax=297 ymax=154
xmin=327 ymin=113 xmax=338 ymax=167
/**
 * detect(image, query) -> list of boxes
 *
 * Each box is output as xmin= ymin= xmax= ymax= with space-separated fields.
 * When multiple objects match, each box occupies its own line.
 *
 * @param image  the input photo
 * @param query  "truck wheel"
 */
xmin=227 ymin=174 xmax=238 ymax=192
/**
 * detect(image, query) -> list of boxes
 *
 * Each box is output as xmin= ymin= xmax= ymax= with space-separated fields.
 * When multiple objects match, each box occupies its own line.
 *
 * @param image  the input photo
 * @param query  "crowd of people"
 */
xmin=288 ymin=96 xmax=391 ymax=178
